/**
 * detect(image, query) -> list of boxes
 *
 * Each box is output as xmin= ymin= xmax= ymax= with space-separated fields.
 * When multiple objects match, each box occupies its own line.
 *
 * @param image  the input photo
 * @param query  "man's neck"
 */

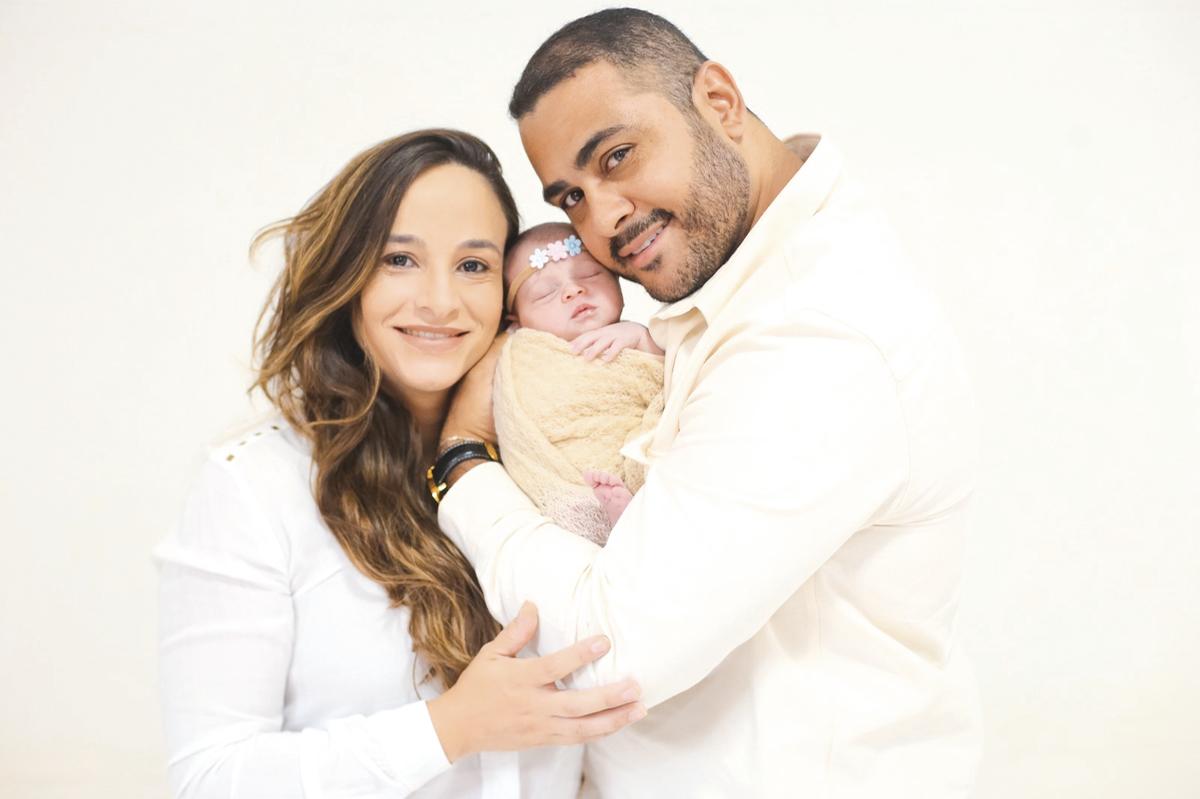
xmin=747 ymin=127 xmax=809 ymax=227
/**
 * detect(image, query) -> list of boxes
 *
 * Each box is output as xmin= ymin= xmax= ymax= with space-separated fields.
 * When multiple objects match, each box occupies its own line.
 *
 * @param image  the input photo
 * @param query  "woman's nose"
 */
xmin=416 ymin=270 xmax=458 ymax=320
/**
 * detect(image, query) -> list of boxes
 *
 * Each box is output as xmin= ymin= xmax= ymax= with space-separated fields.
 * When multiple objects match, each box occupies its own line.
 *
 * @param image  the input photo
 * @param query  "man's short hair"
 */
xmin=508 ymin=8 xmax=707 ymax=120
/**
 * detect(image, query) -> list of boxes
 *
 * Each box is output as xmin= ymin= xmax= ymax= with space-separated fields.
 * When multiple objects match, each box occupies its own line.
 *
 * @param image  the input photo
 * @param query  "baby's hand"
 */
xmin=570 ymin=322 xmax=660 ymax=362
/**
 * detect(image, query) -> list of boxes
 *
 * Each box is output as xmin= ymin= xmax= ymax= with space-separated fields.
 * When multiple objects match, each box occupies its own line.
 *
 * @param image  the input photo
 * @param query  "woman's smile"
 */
xmin=395 ymin=325 xmax=471 ymax=352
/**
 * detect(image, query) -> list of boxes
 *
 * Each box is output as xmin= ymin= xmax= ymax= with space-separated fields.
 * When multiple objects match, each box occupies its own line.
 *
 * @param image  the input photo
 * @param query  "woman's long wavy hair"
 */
xmin=251 ymin=130 xmax=519 ymax=687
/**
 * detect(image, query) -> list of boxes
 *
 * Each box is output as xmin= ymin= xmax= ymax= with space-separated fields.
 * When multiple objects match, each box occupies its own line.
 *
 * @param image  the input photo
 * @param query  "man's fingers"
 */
xmin=551 ymin=701 xmax=647 ymax=744
xmin=531 ymin=634 xmax=611 ymax=684
xmin=487 ymin=601 xmax=539 ymax=657
xmin=550 ymin=678 xmax=641 ymax=719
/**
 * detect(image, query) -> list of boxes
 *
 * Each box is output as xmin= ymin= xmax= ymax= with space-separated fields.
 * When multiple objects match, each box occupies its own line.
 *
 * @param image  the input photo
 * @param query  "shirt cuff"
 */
xmin=364 ymin=700 xmax=452 ymax=793
xmin=438 ymin=461 xmax=537 ymax=563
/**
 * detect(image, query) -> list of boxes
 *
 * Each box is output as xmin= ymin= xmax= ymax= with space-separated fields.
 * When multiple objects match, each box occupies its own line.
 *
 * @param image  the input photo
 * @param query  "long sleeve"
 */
xmin=439 ymin=326 xmax=909 ymax=708
xmin=157 ymin=457 xmax=452 ymax=798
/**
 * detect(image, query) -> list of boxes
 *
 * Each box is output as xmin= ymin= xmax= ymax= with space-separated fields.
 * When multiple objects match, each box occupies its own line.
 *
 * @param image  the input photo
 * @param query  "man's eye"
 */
xmin=604 ymin=146 xmax=631 ymax=171
xmin=562 ymin=188 xmax=584 ymax=210
xmin=459 ymin=259 xmax=489 ymax=274
xmin=383 ymin=253 xmax=412 ymax=268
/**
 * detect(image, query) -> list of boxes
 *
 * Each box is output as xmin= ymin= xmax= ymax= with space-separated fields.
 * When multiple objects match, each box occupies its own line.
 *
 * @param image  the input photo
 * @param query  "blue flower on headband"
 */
xmin=565 ymin=235 xmax=583 ymax=256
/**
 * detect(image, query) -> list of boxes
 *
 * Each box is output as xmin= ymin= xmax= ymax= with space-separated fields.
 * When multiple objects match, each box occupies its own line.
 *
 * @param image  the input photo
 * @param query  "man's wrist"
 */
xmin=428 ymin=437 xmax=498 ymax=502
xmin=445 ymin=457 xmax=488 ymax=491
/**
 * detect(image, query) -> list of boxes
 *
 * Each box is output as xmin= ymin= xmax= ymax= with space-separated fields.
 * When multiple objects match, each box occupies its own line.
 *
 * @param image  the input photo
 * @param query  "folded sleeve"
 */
xmin=439 ymin=328 xmax=909 ymax=708
xmin=156 ymin=457 xmax=451 ymax=798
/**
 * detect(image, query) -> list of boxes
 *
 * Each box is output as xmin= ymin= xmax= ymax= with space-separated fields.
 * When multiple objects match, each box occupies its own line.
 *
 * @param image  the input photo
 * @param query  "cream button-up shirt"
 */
xmin=440 ymin=135 xmax=982 ymax=798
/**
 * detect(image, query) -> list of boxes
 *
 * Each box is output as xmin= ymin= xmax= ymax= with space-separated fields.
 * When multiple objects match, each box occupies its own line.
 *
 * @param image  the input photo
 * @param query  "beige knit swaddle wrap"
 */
xmin=493 ymin=328 xmax=665 ymax=545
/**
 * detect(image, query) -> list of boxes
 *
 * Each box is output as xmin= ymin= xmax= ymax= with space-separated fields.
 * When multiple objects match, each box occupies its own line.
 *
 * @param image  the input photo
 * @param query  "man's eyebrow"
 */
xmin=575 ymin=125 xmax=626 ymax=169
xmin=541 ymin=124 xmax=629 ymax=205
xmin=542 ymin=180 xmax=569 ymax=204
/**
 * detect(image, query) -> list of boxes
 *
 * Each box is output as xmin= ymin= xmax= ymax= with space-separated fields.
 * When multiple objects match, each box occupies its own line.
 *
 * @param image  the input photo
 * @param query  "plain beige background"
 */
xmin=2 ymin=0 xmax=1197 ymax=796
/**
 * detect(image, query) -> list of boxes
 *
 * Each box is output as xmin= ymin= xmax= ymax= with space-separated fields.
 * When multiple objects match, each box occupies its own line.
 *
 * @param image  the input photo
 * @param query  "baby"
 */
xmin=495 ymin=222 xmax=664 ymax=543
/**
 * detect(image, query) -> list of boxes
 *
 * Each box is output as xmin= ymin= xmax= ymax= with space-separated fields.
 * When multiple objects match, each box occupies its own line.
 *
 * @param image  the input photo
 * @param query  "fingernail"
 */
xmin=591 ymin=637 xmax=610 ymax=655
xmin=621 ymin=684 xmax=641 ymax=702
xmin=628 ymin=704 xmax=646 ymax=722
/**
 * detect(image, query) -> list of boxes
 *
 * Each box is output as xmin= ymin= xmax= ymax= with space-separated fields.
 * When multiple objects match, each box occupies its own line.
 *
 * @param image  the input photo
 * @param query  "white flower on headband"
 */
xmin=528 ymin=234 xmax=586 ymax=269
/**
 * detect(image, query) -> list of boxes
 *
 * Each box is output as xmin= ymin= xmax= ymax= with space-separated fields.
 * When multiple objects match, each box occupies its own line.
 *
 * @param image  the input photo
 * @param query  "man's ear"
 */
xmin=692 ymin=61 xmax=748 ymax=143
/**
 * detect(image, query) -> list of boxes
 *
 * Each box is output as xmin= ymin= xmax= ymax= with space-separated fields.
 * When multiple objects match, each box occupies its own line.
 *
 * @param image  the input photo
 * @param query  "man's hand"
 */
xmin=439 ymin=331 xmax=506 ymax=453
xmin=570 ymin=321 xmax=663 ymax=361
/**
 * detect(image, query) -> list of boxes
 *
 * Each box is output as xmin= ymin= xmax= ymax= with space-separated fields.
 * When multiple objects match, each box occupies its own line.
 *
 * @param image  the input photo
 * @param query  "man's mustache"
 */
xmin=610 ymin=208 xmax=673 ymax=264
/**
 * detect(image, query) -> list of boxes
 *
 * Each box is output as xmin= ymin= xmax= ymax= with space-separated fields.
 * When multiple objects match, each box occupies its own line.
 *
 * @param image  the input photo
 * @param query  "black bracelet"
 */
xmin=426 ymin=440 xmax=499 ymax=503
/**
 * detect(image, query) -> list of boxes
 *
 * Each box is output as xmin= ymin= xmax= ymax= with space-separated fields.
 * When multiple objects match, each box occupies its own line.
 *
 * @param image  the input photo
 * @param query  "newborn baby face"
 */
xmin=509 ymin=241 xmax=624 ymax=340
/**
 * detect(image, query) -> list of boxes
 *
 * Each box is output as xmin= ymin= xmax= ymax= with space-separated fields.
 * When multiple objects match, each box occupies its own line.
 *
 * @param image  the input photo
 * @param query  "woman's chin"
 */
xmin=384 ymin=352 xmax=482 ymax=400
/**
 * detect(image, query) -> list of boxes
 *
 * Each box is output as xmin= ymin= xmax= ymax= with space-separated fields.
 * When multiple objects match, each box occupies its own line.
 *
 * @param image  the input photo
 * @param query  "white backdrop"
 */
xmin=2 ymin=1 xmax=1197 ymax=796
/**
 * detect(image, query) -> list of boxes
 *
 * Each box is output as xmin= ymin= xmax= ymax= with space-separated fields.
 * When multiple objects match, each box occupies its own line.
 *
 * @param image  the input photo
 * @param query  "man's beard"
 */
xmin=610 ymin=118 xmax=752 ymax=303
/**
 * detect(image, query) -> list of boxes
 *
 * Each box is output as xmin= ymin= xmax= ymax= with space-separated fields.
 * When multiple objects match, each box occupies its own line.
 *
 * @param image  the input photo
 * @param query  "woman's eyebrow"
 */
xmin=386 ymin=234 xmax=498 ymax=254
xmin=461 ymin=239 xmax=500 ymax=254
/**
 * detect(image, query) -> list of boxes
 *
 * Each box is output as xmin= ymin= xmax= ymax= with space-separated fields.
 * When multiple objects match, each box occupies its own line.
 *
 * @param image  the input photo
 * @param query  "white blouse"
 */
xmin=155 ymin=420 xmax=582 ymax=798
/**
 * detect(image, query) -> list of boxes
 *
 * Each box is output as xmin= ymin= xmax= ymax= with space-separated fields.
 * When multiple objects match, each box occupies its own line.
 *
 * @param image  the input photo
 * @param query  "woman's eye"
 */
xmin=562 ymin=188 xmax=584 ymax=211
xmin=459 ymin=259 xmax=489 ymax=274
xmin=604 ymin=146 xmax=631 ymax=171
xmin=383 ymin=253 xmax=412 ymax=268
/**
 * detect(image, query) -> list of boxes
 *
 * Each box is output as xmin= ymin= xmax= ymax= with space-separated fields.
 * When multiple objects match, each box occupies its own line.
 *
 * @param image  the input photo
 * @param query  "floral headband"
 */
xmin=506 ymin=234 xmax=584 ymax=311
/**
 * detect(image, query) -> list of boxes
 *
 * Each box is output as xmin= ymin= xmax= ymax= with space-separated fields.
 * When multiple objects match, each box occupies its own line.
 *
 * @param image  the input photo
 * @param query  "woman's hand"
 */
xmin=427 ymin=602 xmax=645 ymax=761
xmin=440 ymin=331 xmax=507 ymax=448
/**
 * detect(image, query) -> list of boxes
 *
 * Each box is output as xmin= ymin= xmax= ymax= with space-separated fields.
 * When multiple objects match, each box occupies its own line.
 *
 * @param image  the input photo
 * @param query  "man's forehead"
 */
xmin=518 ymin=62 xmax=660 ymax=174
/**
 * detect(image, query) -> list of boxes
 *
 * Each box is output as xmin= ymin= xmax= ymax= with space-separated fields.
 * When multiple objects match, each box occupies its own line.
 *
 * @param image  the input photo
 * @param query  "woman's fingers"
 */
xmin=531 ymin=633 xmax=612 ymax=685
xmin=550 ymin=701 xmax=647 ymax=744
xmin=486 ymin=601 xmax=539 ymax=657
xmin=549 ymin=677 xmax=642 ymax=719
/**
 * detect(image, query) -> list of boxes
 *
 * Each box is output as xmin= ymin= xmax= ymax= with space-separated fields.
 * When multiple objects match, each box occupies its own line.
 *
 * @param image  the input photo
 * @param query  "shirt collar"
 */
xmin=651 ymin=134 xmax=842 ymax=325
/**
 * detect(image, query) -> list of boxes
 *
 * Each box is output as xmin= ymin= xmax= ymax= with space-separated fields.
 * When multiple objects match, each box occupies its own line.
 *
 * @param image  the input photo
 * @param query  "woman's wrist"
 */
xmin=427 ymin=688 xmax=472 ymax=763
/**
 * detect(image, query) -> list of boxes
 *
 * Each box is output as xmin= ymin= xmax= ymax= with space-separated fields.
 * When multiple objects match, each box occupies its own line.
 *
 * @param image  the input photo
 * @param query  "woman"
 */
xmin=156 ymin=130 xmax=642 ymax=798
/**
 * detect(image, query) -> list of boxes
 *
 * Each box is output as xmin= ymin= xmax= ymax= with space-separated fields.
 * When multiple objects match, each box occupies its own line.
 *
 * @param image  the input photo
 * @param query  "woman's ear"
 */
xmin=692 ymin=61 xmax=748 ymax=143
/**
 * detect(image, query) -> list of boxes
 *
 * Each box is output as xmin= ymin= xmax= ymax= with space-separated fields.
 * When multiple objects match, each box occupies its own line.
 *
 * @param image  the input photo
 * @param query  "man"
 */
xmin=434 ymin=8 xmax=981 ymax=797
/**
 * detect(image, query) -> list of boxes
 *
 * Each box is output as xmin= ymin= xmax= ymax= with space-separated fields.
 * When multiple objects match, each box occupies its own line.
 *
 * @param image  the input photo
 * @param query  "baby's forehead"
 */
xmin=507 ymin=226 xmax=593 ymax=276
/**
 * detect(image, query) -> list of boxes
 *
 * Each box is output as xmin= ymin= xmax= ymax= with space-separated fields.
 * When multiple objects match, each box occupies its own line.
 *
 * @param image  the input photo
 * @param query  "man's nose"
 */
xmin=589 ymin=184 xmax=634 ymax=238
